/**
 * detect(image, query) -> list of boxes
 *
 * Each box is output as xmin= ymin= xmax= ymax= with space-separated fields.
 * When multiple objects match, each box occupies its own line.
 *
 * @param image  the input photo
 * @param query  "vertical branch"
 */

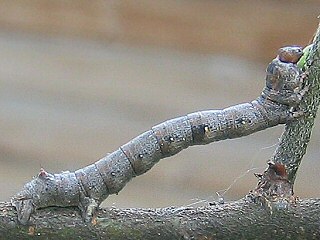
xmin=271 ymin=22 xmax=320 ymax=182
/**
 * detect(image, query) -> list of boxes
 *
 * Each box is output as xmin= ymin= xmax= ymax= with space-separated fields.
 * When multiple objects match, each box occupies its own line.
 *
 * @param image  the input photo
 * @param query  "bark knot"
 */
xmin=250 ymin=161 xmax=296 ymax=213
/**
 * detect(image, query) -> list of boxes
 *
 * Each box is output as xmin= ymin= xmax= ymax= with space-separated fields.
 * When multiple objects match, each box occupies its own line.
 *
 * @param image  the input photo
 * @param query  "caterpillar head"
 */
xmin=278 ymin=46 xmax=303 ymax=64
xmin=263 ymin=45 xmax=305 ymax=106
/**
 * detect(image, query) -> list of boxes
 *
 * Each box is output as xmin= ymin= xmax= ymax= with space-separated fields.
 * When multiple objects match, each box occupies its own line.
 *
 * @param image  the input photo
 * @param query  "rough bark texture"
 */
xmin=1 ymin=199 xmax=320 ymax=239
xmin=1 ymin=20 xmax=320 ymax=240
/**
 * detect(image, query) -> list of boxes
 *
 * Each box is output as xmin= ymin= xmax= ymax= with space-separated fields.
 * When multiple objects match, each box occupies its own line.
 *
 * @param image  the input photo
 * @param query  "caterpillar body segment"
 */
xmin=11 ymin=46 xmax=307 ymax=225
xmin=121 ymin=130 xmax=166 ymax=175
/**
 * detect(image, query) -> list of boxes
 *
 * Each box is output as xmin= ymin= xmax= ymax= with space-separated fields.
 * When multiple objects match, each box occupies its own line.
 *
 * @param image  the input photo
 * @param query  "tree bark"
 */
xmin=1 ymin=198 xmax=320 ymax=239
xmin=1 ymin=20 xmax=320 ymax=240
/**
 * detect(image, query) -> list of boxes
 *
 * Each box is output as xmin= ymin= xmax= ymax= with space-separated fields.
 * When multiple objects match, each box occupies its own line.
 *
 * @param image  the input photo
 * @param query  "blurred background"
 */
xmin=1 ymin=0 xmax=319 ymax=208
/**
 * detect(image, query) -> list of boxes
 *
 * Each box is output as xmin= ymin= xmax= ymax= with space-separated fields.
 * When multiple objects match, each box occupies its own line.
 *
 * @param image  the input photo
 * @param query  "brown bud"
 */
xmin=268 ymin=161 xmax=287 ymax=178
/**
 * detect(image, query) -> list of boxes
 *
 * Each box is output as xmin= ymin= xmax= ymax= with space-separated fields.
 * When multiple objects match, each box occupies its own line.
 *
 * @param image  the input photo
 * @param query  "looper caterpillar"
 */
xmin=12 ymin=46 xmax=308 ymax=225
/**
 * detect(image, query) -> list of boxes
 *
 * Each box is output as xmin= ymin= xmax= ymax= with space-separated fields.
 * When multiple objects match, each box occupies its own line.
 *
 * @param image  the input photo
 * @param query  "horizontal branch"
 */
xmin=1 ymin=198 xmax=320 ymax=239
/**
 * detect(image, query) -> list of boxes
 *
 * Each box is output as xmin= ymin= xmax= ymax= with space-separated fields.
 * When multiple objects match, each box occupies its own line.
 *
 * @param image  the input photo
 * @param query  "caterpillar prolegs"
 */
xmin=12 ymin=46 xmax=308 ymax=225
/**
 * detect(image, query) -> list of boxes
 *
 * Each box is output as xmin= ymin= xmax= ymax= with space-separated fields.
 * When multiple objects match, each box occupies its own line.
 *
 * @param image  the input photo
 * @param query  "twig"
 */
xmin=271 ymin=22 xmax=320 ymax=182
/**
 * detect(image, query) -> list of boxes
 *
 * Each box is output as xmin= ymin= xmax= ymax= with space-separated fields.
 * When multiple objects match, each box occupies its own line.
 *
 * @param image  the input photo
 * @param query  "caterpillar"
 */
xmin=12 ymin=46 xmax=307 ymax=225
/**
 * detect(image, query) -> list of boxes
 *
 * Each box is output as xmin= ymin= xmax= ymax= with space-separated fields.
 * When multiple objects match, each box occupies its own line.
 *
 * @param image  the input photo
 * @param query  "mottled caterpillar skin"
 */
xmin=12 ymin=46 xmax=307 ymax=225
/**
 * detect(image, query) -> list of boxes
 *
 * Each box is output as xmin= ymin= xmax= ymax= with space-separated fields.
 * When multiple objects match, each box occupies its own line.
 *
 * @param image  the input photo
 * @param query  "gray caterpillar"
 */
xmin=12 ymin=46 xmax=307 ymax=225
